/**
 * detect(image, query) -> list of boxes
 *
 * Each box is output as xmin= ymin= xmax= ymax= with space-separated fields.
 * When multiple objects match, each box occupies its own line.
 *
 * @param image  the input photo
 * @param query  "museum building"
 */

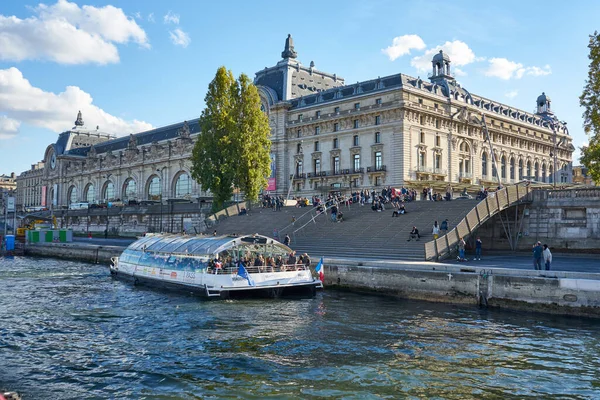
xmin=16 ymin=35 xmax=574 ymax=210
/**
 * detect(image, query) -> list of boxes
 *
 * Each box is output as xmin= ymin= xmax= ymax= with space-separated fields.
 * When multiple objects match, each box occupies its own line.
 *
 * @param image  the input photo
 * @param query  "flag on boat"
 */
xmin=315 ymin=257 xmax=324 ymax=283
xmin=237 ymin=262 xmax=255 ymax=286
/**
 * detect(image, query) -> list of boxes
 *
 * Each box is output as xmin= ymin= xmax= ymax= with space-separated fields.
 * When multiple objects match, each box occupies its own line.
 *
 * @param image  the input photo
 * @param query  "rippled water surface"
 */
xmin=1 ymin=256 xmax=600 ymax=399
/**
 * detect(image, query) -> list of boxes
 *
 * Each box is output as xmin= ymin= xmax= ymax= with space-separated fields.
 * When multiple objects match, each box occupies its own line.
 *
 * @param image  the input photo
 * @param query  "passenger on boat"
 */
xmin=302 ymin=253 xmax=311 ymax=268
xmin=287 ymin=251 xmax=297 ymax=268
xmin=275 ymin=255 xmax=284 ymax=271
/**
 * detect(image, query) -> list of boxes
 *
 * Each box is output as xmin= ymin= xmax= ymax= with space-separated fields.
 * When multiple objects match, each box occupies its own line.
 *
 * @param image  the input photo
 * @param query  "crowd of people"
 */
xmin=261 ymin=194 xmax=285 ymax=211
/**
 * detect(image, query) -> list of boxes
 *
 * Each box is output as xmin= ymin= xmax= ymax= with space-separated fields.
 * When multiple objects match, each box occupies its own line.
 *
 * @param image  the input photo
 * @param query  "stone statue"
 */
xmin=74 ymin=110 xmax=84 ymax=127
xmin=281 ymin=34 xmax=298 ymax=59
xmin=177 ymin=121 xmax=191 ymax=139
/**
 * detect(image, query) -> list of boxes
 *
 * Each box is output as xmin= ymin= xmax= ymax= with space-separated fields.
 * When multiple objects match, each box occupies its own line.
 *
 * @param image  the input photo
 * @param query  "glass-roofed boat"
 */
xmin=110 ymin=233 xmax=323 ymax=298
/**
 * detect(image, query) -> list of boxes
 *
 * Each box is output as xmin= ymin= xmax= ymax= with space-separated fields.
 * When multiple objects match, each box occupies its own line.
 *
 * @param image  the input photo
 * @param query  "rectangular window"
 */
xmin=375 ymin=115 xmax=381 ymax=125
xmin=419 ymin=151 xmax=425 ymax=167
xmin=436 ymin=135 xmax=441 ymax=147
xmin=315 ymin=126 xmax=320 ymax=135
xmin=334 ymin=106 xmax=340 ymax=114
xmin=375 ymin=151 xmax=382 ymax=169
xmin=375 ymin=176 xmax=382 ymax=186
xmin=315 ymin=111 xmax=321 ymax=118
xmin=420 ymin=115 xmax=424 ymax=125
xmin=435 ymin=120 xmax=440 ymax=129
xmin=314 ymin=141 xmax=319 ymax=152
xmin=418 ymin=98 xmax=423 ymax=104
xmin=376 ymin=98 xmax=382 ymax=105
xmin=353 ymin=135 xmax=359 ymax=146
xmin=434 ymin=103 xmax=438 ymax=109
xmin=354 ymin=102 xmax=360 ymax=110
xmin=333 ymin=138 xmax=339 ymax=149
xmin=375 ymin=132 xmax=381 ymax=144
xmin=354 ymin=119 xmax=359 ymax=129
xmin=314 ymin=158 xmax=321 ymax=174
xmin=333 ymin=156 xmax=340 ymax=174
xmin=435 ymin=154 xmax=441 ymax=169
xmin=296 ymin=160 xmax=303 ymax=176
xmin=353 ymin=154 xmax=360 ymax=171
xmin=298 ymin=114 xmax=303 ymax=121
xmin=420 ymin=131 xmax=425 ymax=143
xmin=297 ymin=129 xmax=301 ymax=138
xmin=334 ymin=123 xmax=339 ymax=132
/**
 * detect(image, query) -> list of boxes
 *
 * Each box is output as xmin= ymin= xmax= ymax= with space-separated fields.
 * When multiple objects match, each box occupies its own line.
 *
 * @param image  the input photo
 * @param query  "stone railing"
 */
xmin=205 ymin=201 xmax=251 ymax=228
xmin=424 ymin=183 xmax=532 ymax=261
xmin=540 ymin=188 xmax=600 ymax=200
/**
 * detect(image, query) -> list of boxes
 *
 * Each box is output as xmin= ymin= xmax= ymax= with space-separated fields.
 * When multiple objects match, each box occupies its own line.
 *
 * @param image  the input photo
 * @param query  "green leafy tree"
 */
xmin=191 ymin=67 xmax=271 ymax=211
xmin=232 ymin=74 xmax=272 ymax=201
xmin=580 ymin=31 xmax=600 ymax=183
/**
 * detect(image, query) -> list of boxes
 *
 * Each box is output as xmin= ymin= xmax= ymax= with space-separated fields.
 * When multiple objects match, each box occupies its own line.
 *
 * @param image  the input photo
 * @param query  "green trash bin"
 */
xmin=45 ymin=231 xmax=54 ymax=243
xmin=59 ymin=230 xmax=67 ymax=243
xmin=31 ymin=231 xmax=40 ymax=243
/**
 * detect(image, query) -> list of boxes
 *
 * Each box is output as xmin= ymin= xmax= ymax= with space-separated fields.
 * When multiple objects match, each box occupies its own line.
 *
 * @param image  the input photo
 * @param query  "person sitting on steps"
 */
xmin=407 ymin=226 xmax=420 ymax=241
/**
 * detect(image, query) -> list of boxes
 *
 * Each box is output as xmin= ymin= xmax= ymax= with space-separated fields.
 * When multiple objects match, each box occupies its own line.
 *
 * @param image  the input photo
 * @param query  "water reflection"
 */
xmin=0 ymin=257 xmax=599 ymax=399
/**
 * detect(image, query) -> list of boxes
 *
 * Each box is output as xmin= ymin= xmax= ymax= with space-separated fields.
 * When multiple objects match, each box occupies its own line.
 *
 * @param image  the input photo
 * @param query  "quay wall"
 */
xmin=324 ymin=260 xmax=600 ymax=318
xmin=24 ymin=243 xmax=600 ymax=318
xmin=25 ymin=243 xmax=124 ymax=264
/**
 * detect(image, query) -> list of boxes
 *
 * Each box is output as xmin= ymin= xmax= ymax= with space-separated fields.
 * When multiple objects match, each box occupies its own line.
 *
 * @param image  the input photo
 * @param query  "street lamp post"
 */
xmin=540 ymin=116 xmax=566 ymax=189
xmin=156 ymin=168 xmax=164 ymax=233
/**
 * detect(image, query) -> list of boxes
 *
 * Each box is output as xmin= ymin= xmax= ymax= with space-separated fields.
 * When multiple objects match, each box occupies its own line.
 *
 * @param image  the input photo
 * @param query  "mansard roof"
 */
xmin=65 ymin=118 xmax=200 ymax=157
xmin=288 ymin=71 xmax=568 ymax=134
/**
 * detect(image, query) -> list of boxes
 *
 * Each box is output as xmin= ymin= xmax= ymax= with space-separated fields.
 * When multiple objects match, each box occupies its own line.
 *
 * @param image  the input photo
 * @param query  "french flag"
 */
xmin=315 ymin=257 xmax=324 ymax=283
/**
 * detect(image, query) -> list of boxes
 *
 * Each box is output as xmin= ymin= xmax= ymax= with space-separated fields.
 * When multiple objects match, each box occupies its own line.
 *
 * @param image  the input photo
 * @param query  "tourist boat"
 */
xmin=109 ymin=233 xmax=323 ymax=298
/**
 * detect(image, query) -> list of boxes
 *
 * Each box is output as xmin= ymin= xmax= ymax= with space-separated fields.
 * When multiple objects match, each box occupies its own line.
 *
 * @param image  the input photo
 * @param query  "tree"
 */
xmin=191 ymin=67 xmax=272 ymax=211
xmin=580 ymin=31 xmax=600 ymax=183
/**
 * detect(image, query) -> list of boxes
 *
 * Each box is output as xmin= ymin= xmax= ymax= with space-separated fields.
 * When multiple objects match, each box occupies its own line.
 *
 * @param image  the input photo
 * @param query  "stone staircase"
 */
xmin=211 ymin=199 xmax=479 ymax=261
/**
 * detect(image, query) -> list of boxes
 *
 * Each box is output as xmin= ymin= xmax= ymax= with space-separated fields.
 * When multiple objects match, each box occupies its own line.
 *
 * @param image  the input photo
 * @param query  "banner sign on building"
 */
xmin=267 ymin=153 xmax=277 ymax=191
xmin=41 ymin=186 xmax=47 ymax=207
xmin=7 ymin=197 xmax=15 ymax=212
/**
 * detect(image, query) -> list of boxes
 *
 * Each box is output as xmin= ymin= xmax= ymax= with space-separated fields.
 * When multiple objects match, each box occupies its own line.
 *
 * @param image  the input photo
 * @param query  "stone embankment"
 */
xmin=24 ymin=243 xmax=600 ymax=318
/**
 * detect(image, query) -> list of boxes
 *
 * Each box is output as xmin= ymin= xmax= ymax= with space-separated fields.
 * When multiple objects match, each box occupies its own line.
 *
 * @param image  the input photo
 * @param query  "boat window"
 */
xmin=161 ymin=238 xmax=193 ymax=253
xmin=128 ymin=236 xmax=160 ymax=250
xmin=146 ymin=237 xmax=181 ymax=252
xmin=169 ymin=238 xmax=199 ymax=254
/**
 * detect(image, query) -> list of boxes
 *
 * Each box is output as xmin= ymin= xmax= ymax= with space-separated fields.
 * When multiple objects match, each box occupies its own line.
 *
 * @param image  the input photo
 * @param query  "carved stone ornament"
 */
xmin=177 ymin=121 xmax=191 ymax=139
xmin=87 ymin=145 xmax=97 ymax=158
xmin=293 ymin=153 xmax=304 ymax=163
xmin=329 ymin=149 xmax=341 ymax=157
xmin=128 ymin=134 xmax=137 ymax=150
xmin=311 ymin=152 xmax=322 ymax=160
xmin=350 ymin=147 xmax=361 ymax=156
xmin=451 ymin=137 xmax=458 ymax=151
xmin=417 ymin=143 xmax=427 ymax=151
xmin=371 ymin=144 xmax=384 ymax=152
xmin=472 ymin=141 xmax=479 ymax=153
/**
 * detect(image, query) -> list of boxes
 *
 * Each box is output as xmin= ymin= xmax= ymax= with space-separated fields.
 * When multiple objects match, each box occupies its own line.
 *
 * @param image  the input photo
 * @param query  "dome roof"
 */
xmin=432 ymin=49 xmax=450 ymax=63
xmin=537 ymin=92 xmax=550 ymax=105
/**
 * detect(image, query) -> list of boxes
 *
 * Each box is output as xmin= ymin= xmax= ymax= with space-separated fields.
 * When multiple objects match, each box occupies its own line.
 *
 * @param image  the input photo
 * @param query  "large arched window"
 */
xmin=123 ymin=179 xmax=137 ymax=202
xmin=481 ymin=153 xmax=488 ymax=177
xmin=174 ymin=173 xmax=191 ymax=198
xmin=147 ymin=175 xmax=161 ymax=201
xmin=500 ymin=156 xmax=506 ymax=179
xmin=103 ymin=181 xmax=115 ymax=201
xmin=519 ymin=159 xmax=524 ymax=180
xmin=510 ymin=158 xmax=515 ymax=180
xmin=534 ymin=162 xmax=539 ymax=181
xmin=68 ymin=186 xmax=78 ymax=205
xmin=541 ymin=163 xmax=547 ymax=182
xmin=527 ymin=161 xmax=532 ymax=179
xmin=84 ymin=184 xmax=95 ymax=203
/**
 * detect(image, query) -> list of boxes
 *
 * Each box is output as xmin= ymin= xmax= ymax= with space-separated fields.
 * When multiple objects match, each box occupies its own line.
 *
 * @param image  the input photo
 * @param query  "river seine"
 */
xmin=1 ymin=256 xmax=599 ymax=399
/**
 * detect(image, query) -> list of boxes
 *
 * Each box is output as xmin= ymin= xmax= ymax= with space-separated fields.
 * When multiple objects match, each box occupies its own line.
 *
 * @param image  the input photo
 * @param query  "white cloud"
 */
xmin=169 ymin=28 xmax=190 ymax=48
xmin=0 ymin=115 xmax=21 ymax=139
xmin=485 ymin=58 xmax=551 ymax=80
xmin=454 ymin=67 xmax=467 ymax=77
xmin=163 ymin=11 xmax=180 ymax=24
xmin=0 ymin=67 xmax=152 ymax=140
xmin=0 ymin=0 xmax=149 ymax=65
xmin=147 ymin=13 xmax=155 ymax=23
xmin=505 ymin=90 xmax=519 ymax=99
xmin=381 ymin=34 xmax=426 ymax=61
xmin=411 ymin=40 xmax=478 ymax=72
xmin=133 ymin=11 xmax=142 ymax=20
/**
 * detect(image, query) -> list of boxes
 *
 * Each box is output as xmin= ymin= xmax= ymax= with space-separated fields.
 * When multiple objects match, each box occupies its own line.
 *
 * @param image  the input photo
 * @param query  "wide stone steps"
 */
xmin=212 ymin=199 xmax=479 ymax=260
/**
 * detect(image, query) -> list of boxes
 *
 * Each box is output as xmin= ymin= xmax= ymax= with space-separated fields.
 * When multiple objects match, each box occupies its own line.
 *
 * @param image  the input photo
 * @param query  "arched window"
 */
xmin=481 ymin=153 xmax=488 ymax=177
xmin=147 ymin=176 xmax=161 ymax=201
xmin=534 ymin=162 xmax=539 ymax=181
xmin=541 ymin=164 xmax=547 ymax=182
xmin=68 ymin=186 xmax=78 ymax=205
xmin=103 ymin=181 xmax=115 ymax=201
xmin=527 ymin=161 xmax=532 ymax=179
xmin=501 ymin=156 xmax=506 ymax=179
xmin=549 ymin=166 xmax=554 ymax=183
xmin=84 ymin=184 xmax=95 ymax=203
xmin=123 ymin=179 xmax=137 ymax=202
xmin=519 ymin=159 xmax=524 ymax=180
xmin=510 ymin=158 xmax=515 ymax=180
xmin=174 ymin=173 xmax=191 ymax=198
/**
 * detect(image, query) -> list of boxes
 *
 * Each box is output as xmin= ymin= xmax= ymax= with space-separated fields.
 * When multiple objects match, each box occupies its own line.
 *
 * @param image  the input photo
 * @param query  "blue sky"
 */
xmin=0 ymin=0 xmax=596 ymax=175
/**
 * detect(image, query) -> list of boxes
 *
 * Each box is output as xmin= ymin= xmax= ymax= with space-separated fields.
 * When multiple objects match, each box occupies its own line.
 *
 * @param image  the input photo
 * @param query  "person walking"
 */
xmin=283 ymin=234 xmax=291 ymax=247
xmin=440 ymin=219 xmax=448 ymax=234
xmin=475 ymin=237 xmax=482 ymax=260
xmin=458 ymin=237 xmax=466 ymax=261
xmin=432 ymin=221 xmax=440 ymax=239
xmin=543 ymin=244 xmax=552 ymax=271
xmin=532 ymin=241 xmax=543 ymax=270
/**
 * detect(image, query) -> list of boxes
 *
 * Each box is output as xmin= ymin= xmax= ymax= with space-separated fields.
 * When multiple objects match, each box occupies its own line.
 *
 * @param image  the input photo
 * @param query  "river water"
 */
xmin=1 ymin=257 xmax=599 ymax=399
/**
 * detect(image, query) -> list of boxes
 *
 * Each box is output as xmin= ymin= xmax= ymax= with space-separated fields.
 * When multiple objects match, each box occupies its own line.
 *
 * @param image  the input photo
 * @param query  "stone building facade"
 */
xmin=17 ymin=36 xmax=575 ymax=216
xmin=256 ymin=39 xmax=574 ymax=196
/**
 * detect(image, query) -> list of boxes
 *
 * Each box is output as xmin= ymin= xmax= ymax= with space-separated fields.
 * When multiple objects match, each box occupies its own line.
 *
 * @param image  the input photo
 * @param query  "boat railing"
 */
xmin=209 ymin=263 xmax=309 ymax=275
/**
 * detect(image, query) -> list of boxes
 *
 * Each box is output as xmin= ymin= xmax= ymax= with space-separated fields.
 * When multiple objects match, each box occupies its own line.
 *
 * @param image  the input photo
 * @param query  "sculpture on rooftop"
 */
xmin=281 ymin=34 xmax=297 ymax=59
xmin=74 ymin=110 xmax=84 ymax=127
